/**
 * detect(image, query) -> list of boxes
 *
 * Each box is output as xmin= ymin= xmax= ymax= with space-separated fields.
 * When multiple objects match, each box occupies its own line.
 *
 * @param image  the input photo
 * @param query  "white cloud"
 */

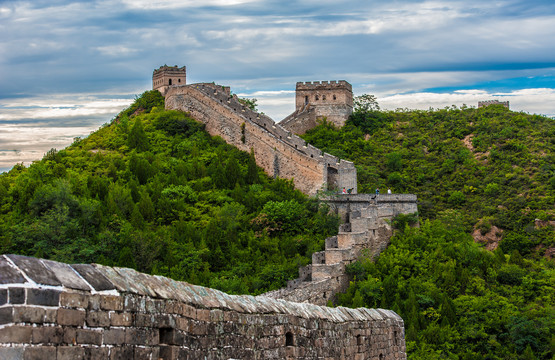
xmin=119 ymin=0 xmax=260 ymax=10
xmin=378 ymin=88 xmax=555 ymax=117
xmin=0 ymin=97 xmax=132 ymax=121
xmin=0 ymin=125 xmax=99 ymax=170
xmin=96 ymin=45 xmax=138 ymax=57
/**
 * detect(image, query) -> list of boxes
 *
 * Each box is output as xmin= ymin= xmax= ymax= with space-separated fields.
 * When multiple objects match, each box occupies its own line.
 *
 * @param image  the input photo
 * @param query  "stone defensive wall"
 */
xmin=165 ymin=83 xmax=357 ymax=195
xmin=321 ymin=194 xmax=418 ymax=224
xmin=0 ymin=254 xmax=406 ymax=360
xmin=264 ymin=194 xmax=418 ymax=307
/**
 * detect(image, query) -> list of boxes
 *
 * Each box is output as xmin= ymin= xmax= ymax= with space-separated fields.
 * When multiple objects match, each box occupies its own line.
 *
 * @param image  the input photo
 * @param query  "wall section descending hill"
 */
xmin=0 ymin=254 xmax=406 ymax=359
xmin=165 ymin=83 xmax=357 ymax=195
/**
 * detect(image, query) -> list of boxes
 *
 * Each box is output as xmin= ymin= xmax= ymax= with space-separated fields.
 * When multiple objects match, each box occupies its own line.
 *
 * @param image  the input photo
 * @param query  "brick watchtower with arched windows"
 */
xmin=279 ymin=80 xmax=353 ymax=134
xmin=152 ymin=65 xmax=186 ymax=95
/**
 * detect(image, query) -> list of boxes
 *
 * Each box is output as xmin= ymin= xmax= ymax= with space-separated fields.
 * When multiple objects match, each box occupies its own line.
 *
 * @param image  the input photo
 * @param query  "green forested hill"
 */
xmin=303 ymin=105 xmax=554 ymax=255
xmin=0 ymin=90 xmax=338 ymax=295
xmin=302 ymin=104 xmax=554 ymax=359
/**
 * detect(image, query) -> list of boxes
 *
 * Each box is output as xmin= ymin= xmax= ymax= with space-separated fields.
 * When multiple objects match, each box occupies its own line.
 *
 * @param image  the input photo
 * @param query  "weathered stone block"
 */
xmin=190 ymin=321 xmax=207 ymax=335
xmin=110 ymin=312 xmax=133 ymax=327
xmin=103 ymin=328 xmax=126 ymax=345
xmin=109 ymin=346 xmax=133 ymax=360
xmin=57 ymin=308 xmax=85 ymax=326
xmin=71 ymin=264 xmax=115 ymax=291
xmin=0 ymin=325 xmax=32 ymax=343
xmin=0 ymin=289 xmax=6 ymax=305
xmin=85 ymin=347 xmax=109 ymax=360
xmin=159 ymin=345 xmax=180 ymax=360
xmin=60 ymin=292 xmax=88 ymax=308
xmin=62 ymin=326 xmax=77 ymax=345
xmin=86 ymin=310 xmax=110 ymax=327
xmin=31 ymin=326 xmax=63 ymax=344
xmin=0 ymin=307 xmax=13 ymax=325
xmin=176 ymin=316 xmax=190 ymax=331
xmin=134 ymin=313 xmax=155 ymax=328
xmin=57 ymin=346 xmax=85 ymax=360
xmin=8 ymin=255 xmax=62 ymax=287
xmin=44 ymin=308 xmax=57 ymax=323
xmin=0 ymin=347 xmax=24 ymax=360
xmin=76 ymin=329 xmax=102 ymax=345
xmin=123 ymin=294 xmax=145 ymax=312
xmin=100 ymin=295 xmax=123 ymax=311
xmin=178 ymin=303 xmax=196 ymax=318
xmin=145 ymin=298 xmax=164 ymax=313
xmin=9 ymin=288 xmax=25 ymax=304
xmin=196 ymin=309 xmax=210 ymax=322
xmin=134 ymin=346 xmax=159 ymax=360
xmin=26 ymin=288 xmax=60 ymax=306
xmin=125 ymin=328 xmax=158 ymax=346
xmin=88 ymin=294 xmax=101 ymax=311
xmin=23 ymin=346 xmax=56 ymax=360
xmin=13 ymin=306 xmax=46 ymax=324
xmin=0 ymin=257 xmax=26 ymax=285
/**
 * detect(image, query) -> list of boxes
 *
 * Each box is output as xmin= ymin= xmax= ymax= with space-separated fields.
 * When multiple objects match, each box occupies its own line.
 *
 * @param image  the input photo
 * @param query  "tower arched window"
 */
xmin=315 ymin=95 xmax=319 ymax=101
xmin=169 ymin=79 xmax=172 ymax=85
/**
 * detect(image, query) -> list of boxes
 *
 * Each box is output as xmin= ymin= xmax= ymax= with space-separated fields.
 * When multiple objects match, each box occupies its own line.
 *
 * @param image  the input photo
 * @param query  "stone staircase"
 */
xmin=262 ymin=197 xmax=404 ymax=306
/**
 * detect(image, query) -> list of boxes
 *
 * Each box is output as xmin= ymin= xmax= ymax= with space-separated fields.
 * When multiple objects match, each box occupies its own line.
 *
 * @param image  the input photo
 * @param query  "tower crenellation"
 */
xmin=478 ymin=100 xmax=509 ymax=109
xmin=278 ymin=79 xmax=354 ymax=134
xmin=153 ymin=65 xmax=186 ymax=95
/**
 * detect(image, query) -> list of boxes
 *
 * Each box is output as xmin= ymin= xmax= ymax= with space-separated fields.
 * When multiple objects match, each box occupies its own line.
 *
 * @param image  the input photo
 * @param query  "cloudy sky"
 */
xmin=1 ymin=0 xmax=555 ymax=172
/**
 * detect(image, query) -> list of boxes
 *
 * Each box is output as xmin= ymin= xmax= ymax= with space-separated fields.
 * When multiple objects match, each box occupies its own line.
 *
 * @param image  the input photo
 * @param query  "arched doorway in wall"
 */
xmin=327 ymin=165 xmax=339 ymax=191
xmin=169 ymin=79 xmax=172 ymax=85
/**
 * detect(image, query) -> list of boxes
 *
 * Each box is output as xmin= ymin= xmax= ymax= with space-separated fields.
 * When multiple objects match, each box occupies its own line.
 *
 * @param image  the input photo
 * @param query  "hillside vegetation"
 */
xmin=0 ymin=90 xmax=338 ymax=295
xmin=302 ymin=104 xmax=554 ymax=359
xmin=0 ymin=91 xmax=553 ymax=359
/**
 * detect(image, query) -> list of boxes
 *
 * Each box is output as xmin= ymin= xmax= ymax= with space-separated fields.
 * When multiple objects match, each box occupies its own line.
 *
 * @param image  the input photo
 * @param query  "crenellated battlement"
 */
xmin=296 ymin=80 xmax=352 ymax=91
xmin=478 ymin=100 xmax=509 ymax=109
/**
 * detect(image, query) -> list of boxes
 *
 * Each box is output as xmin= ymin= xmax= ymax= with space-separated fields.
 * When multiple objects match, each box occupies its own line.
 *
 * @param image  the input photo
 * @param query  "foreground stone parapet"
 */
xmin=0 ymin=254 xmax=406 ymax=359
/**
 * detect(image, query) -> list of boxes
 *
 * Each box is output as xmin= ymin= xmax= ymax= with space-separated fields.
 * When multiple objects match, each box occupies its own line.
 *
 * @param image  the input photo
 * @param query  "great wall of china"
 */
xmin=0 ymin=66 xmax=418 ymax=359
xmin=0 ymin=254 xmax=406 ymax=359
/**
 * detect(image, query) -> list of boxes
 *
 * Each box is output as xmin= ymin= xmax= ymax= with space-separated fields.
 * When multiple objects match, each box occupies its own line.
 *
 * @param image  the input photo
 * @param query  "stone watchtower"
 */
xmin=153 ymin=65 xmax=186 ymax=95
xmin=478 ymin=100 xmax=509 ymax=109
xmin=279 ymin=80 xmax=353 ymax=134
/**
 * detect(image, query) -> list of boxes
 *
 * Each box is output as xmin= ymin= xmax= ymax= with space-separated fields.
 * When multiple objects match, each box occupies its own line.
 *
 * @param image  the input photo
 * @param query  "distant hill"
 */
xmin=302 ymin=104 xmax=554 ymax=359
xmin=302 ymin=104 xmax=554 ymax=256
xmin=0 ymin=90 xmax=338 ymax=295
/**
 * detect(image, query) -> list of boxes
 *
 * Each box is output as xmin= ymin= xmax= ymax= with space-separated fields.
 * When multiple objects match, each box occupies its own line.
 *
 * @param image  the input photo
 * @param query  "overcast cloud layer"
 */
xmin=1 ymin=0 xmax=555 ymax=172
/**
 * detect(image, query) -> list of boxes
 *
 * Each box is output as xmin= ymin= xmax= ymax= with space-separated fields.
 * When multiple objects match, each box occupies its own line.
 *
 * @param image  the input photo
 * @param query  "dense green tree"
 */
xmin=128 ymin=118 xmax=149 ymax=151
